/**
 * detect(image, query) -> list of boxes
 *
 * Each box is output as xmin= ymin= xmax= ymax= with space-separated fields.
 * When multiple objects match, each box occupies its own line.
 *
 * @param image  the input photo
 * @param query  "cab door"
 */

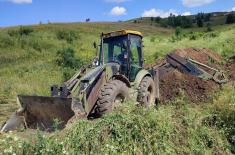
xmin=128 ymin=35 xmax=143 ymax=82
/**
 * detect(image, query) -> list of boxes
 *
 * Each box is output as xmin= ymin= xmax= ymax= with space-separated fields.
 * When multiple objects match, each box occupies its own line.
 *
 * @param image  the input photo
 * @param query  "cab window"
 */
xmin=100 ymin=35 xmax=128 ymax=65
xmin=129 ymin=35 xmax=142 ymax=67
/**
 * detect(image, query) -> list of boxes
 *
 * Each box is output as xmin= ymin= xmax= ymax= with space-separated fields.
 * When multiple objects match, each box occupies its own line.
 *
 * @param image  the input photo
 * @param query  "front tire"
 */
xmin=137 ymin=76 xmax=156 ymax=107
xmin=95 ymin=80 xmax=129 ymax=116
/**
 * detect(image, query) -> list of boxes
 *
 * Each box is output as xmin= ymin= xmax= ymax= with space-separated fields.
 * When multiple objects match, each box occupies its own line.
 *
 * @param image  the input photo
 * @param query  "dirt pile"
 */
xmin=173 ymin=48 xmax=223 ymax=74
xmin=225 ymin=56 xmax=235 ymax=81
xmin=159 ymin=69 xmax=218 ymax=103
xmin=156 ymin=48 xmax=224 ymax=103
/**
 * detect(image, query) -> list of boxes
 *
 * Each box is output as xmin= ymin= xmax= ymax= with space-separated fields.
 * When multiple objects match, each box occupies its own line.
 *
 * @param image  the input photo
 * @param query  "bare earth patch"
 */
xmin=150 ymin=48 xmax=226 ymax=103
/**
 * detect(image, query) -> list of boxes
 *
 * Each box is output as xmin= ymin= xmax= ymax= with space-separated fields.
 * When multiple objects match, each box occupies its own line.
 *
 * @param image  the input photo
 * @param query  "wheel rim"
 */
xmin=113 ymin=94 xmax=125 ymax=109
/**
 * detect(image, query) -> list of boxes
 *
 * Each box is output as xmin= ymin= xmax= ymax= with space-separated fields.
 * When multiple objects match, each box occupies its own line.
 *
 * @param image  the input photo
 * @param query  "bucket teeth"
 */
xmin=1 ymin=112 xmax=25 ymax=132
xmin=1 ymin=96 xmax=75 ymax=132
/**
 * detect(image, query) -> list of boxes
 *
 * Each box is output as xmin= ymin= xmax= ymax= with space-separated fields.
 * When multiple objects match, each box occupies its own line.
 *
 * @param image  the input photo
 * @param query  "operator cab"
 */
xmin=99 ymin=30 xmax=144 ymax=81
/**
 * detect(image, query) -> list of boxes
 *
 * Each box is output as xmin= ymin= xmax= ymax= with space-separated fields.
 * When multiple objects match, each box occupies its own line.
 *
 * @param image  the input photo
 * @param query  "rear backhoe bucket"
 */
xmin=1 ymin=95 xmax=74 ymax=132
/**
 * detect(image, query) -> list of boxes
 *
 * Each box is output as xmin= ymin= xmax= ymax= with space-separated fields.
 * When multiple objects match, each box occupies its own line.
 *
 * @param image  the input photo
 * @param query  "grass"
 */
xmin=0 ymin=22 xmax=234 ymax=154
xmin=0 ymin=85 xmax=234 ymax=154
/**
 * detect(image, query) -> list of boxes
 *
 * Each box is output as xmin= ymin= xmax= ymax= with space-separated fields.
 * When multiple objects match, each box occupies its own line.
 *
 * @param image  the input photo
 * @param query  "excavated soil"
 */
xmin=150 ymin=48 xmax=225 ymax=104
xmin=173 ymin=48 xmax=223 ymax=75
xmin=159 ymin=69 xmax=218 ymax=103
xmin=225 ymin=56 xmax=235 ymax=81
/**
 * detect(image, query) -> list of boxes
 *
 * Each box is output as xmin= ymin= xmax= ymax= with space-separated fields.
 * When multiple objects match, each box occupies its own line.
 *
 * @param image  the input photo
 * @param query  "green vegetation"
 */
xmin=56 ymin=48 xmax=85 ymax=80
xmin=167 ymin=15 xmax=193 ymax=28
xmin=0 ymin=85 xmax=234 ymax=154
xmin=226 ymin=13 xmax=235 ymax=24
xmin=0 ymin=22 xmax=234 ymax=154
xmin=132 ymin=11 xmax=235 ymax=29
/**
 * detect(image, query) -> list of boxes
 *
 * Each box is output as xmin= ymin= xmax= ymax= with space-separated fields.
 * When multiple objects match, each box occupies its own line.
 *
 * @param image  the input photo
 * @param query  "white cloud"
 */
xmin=142 ymin=9 xmax=178 ymax=18
xmin=110 ymin=6 xmax=127 ymax=16
xmin=182 ymin=0 xmax=215 ymax=7
xmin=182 ymin=12 xmax=191 ymax=16
xmin=105 ymin=0 xmax=130 ymax=3
xmin=232 ymin=6 xmax=235 ymax=11
xmin=6 ymin=0 xmax=32 ymax=4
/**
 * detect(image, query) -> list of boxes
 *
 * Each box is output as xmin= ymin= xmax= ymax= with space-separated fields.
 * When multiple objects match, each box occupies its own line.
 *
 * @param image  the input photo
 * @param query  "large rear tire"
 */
xmin=137 ymin=76 xmax=156 ymax=108
xmin=95 ymin=80 xmax=129 ymax=116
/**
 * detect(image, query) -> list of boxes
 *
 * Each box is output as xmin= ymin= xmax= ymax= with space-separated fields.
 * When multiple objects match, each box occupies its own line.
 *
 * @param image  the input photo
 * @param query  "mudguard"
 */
xmin=134 ymin=69 xmax=152 ymax=88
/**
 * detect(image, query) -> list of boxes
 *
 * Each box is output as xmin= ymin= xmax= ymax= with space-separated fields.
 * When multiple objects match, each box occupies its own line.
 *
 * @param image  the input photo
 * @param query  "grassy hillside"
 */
xmin=131 ymin=11 xmax=235 ymax=28
xmin=0 ymin=22 xmax=234 ymax=154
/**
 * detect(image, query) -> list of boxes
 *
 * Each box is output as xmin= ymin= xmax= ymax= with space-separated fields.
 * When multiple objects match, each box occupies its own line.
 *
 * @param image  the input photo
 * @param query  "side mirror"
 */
xmin=93 ymin=42 xmax=97 ymax=49
xmin=92 ymin=56 xmax=99 ymax=67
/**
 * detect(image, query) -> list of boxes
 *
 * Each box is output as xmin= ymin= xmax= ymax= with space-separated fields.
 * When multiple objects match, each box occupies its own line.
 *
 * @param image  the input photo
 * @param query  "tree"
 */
xmin=167 ymin=13 xmax=176 ymax=27
xmin=181 ymin=16 xmax=193 ymax=28
xmin=150 ymin=17 xmax=154 ymax=25
xmin=167 ymin=15 xmax=193 ymax=28
xmin=155 ymin=17 xmax=161 ymax=23
xmin=196 ymin=13 xmax=204 ymax=27
xmin=85 ymin=18 xmax=90 ymax=22
xmin=226 ymin=14 xmax=235 ymax=24
xmin=204 ymin=13 xmax=211 ymax=22
xmin=197 ymin=19 xmax=204 ymax=27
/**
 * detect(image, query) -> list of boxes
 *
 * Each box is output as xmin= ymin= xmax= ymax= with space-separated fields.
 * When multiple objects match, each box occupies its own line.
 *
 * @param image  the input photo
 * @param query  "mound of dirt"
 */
xmin=173 ymin=48 xmax=223 ymax=75
xmin=174 ymin=48 xmax=222 ymax=63
xmin=159 ymin=69 xmax=218 ymax=103
xmin=155 ymin=48 xmax=224 ymax=104
xmin=225 ymin=57 xmax=235 ymax=81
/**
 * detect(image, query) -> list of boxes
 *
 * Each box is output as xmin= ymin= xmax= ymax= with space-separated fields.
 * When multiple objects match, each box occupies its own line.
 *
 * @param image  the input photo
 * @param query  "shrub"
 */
xmin=206 ymin=23 xmax=213 ymax=32
xmin=189 ymin=34 xmax=197 ymax=40
xmin=188 ymin=32 xmax=205 ymax=40
xmin=150 ymin=36 xmax=156 ymax=42
xmin=169 ymin=27 xmax=183 ymax=42
xmin=56 ymin=30 xmax=79 ymax=43
xmin=7 ymin=26 xmax=33 ymax=37
xmin=19 ymin=26 xmax=34 ymax=36
xmin=204 ymin=32 xmax=218 ymax=39
xmin=0 ymin=35 xmax=15 ymax=48
xmin=175 ymin=27 xmax=182 ymax=37
xmin=170 ymin=35 xmax=178 ymax=42
xmin=7 ymin=29 xmax=19 ymax=37
xmin=56 ymin=48 xmax=85 ymax=81
xmin=62 ymin=68 xmax=77 ymax=81
xmin=56 ymin=48 xmax=84 ymax=69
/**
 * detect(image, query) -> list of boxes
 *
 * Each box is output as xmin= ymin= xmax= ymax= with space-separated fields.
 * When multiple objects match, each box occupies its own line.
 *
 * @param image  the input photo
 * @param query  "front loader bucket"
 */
xmin=1 ymin=95 xmax=74 ymax=132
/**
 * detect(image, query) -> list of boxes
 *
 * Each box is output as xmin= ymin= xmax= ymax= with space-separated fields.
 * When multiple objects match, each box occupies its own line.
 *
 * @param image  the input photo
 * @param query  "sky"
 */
xmin=0 ymin=0 xmax=235 ymax=27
